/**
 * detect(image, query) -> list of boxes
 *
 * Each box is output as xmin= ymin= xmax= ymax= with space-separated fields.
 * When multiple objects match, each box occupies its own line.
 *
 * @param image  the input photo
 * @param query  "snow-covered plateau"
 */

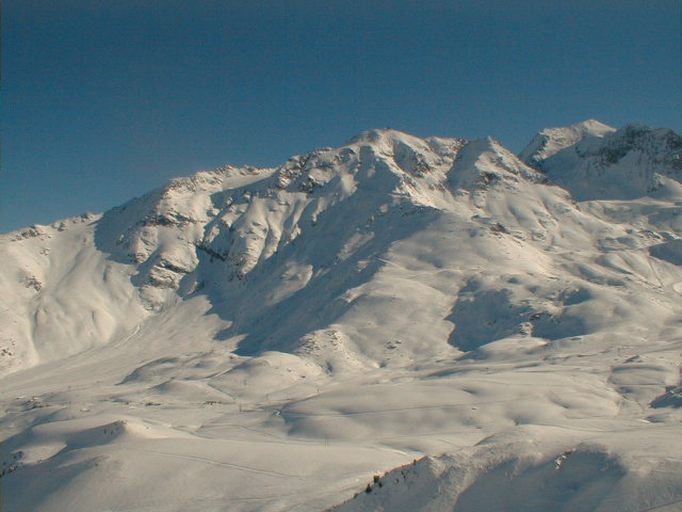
xmin=2 ymin=120 xmax=682 ymax=511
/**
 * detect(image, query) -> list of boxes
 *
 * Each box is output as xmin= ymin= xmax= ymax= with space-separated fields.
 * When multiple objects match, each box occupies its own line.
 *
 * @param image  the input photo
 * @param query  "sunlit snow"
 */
xmin=2 ymin=122 xmax=682 ymax=511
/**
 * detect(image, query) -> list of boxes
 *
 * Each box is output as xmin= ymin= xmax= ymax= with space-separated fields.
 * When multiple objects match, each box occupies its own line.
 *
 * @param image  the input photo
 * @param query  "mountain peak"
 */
xmin=535 ymin=122 xmax=682 ymax=200
xmin=448 ymin=136 xmax=544 ymax=191
xmin=520 ymin=119 xmax=616 ymax=166
xmin=347 ymin=127 xmax=417 ymax=145
xmin=574 ymin=118 xmax=615 ymax=133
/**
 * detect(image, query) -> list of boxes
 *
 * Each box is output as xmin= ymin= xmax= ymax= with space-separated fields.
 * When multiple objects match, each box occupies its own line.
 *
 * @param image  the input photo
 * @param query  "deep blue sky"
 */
xmin=2 ymin=1 xmax=681 ymax=232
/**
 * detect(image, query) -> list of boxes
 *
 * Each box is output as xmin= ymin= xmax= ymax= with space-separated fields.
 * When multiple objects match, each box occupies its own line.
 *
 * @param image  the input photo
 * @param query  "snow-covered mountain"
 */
xmin=2 ymin=121 xmax=682 ymax=512
xmin=518 ymin=118 xmax=616 ymax=166
xmin=522 ymin=121 xmax=682 ymax=200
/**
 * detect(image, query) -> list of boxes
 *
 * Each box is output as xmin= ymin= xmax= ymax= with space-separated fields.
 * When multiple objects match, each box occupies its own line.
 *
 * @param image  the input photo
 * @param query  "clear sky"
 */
xmin=2 ymin=1 xmax=680 ymax=232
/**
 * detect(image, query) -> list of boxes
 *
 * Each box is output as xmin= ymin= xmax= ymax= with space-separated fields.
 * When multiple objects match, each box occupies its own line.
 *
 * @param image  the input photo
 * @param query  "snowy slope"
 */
xmin=523 ymin=122 xmax=682 ymax=200
xmin=334 ymin=426 xmax=682 ymax=512
xmin=519 ymin=119 xmax=615 ymax=166
xmin=0 ymin=215 xmax=148 ymax=375
xmin=2 ymin=121 xmax=682 ymax=512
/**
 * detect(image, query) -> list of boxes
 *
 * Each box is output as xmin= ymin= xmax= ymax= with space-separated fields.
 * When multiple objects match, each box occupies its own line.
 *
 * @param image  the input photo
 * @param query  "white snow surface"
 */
xmin=2 ymin=122 xmax=682 ymax=511
xmin=519 ymin=119 xmax=616 ymax=166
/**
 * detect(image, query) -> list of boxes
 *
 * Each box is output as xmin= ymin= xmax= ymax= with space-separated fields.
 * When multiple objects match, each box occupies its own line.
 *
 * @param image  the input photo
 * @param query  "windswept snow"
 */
xmin=2 ymin=121 xmax=682 ymax=511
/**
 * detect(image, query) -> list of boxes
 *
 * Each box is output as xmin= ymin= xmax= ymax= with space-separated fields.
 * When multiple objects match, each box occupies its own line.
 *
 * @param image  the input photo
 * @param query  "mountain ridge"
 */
xmin=3 ymin=120 xmax=681 ymax=374
xmin=3 ymin=120 xmax=682 ymax=512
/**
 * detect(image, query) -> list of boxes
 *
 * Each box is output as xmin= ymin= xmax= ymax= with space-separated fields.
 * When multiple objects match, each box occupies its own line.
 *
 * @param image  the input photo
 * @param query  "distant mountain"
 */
xmin=522 ymin=121 xmax=682 ymax=200
xmin=519 ymin=119 xmax=616 ymax=166
xmin=2 ymin=121 xmax=682 ymax=512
